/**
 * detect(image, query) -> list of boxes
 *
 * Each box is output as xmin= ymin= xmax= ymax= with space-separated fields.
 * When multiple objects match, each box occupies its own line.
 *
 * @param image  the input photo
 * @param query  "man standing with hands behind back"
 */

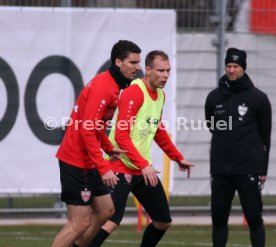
xmin=205 ymin=48 xmax=272 ymax=247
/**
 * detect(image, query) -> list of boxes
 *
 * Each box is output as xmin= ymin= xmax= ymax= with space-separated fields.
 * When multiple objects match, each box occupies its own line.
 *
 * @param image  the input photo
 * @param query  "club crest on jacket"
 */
xmin=238 ymin=104 xmax=248 ymax=116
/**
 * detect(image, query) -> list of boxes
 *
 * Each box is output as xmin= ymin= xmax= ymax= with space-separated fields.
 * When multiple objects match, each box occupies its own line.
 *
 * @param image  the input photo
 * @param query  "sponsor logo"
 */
xmin=146 ymin=117 xmax=159 ymax=125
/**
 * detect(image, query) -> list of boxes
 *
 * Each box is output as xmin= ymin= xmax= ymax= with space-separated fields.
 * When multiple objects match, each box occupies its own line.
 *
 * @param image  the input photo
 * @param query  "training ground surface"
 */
xmin=0 ymin=224 xmax=276 ymax=247
xmin=1 ymin=214 xmax=276 ymax=225
xmin=0 ymin=215 xmax=276 ymax=247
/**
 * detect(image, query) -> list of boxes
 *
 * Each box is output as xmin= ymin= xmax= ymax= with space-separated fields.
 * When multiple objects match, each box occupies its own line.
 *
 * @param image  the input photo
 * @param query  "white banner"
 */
xmin=0 ymin=7 xmax=176 ymax=193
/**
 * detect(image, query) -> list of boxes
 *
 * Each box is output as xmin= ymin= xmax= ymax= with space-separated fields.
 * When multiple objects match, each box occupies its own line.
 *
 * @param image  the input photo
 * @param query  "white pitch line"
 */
xmin=106 ymin=239 xmax=275 ymax=247
xmin=105 ymin=239 xmax=212 ymax=246
xmin=15 ymin=236 xmax=50 ymax=241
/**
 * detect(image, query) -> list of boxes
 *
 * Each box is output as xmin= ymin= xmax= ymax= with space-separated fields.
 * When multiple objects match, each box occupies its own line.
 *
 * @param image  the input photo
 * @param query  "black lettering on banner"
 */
xmin=24 ymin=56 xmax=83 ymax=145
xmin=0 ymin=58 xmax=19 ymax=141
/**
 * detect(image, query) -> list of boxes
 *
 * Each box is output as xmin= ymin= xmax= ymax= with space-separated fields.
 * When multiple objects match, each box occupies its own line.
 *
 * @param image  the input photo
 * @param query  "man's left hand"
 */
xmin=259 ymin=175 xmax=267 ymax=185
xmin=178 ymin=159 xmax=194 ymax=178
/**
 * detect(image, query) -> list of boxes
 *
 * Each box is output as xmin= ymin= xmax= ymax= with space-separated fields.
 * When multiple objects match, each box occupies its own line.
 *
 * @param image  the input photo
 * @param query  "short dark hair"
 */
xmin=111 ymin=40 xmax=141 ymax=64
xmin=145 ymin=50 xmax=169 ymax=68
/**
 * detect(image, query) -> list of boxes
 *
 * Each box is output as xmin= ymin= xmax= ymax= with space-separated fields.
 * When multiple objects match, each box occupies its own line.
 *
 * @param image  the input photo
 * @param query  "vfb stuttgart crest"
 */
xmin=238 ymin=104 xmax=248 ymax=116
xmin=232 ymin=55 xmax=239 ymax=61
xmin=124 ymin=174 xmax=132 ymax=183
xmin=81 ymin=188 xmax=91 ymax=202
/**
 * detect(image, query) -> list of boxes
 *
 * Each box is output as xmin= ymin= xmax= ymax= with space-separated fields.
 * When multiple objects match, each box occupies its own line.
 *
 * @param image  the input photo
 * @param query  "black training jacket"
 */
xmin=205 ymin=73 xmax=271 ymax=176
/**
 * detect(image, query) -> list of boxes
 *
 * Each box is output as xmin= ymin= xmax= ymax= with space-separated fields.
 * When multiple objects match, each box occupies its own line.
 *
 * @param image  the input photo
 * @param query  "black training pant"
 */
xmin=211 ymin=175 xmax=264 ymax=247
xmin=109 ymin=173 xmax=172 ymax=225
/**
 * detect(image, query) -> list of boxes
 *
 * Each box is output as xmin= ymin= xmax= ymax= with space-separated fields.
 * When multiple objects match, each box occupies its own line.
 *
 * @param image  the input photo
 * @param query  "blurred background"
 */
xmin=0 ymin=0 xmax=275 ymax=219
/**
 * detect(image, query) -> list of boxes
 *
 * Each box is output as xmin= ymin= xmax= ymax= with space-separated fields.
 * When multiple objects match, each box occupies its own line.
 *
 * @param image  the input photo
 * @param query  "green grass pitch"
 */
xmin=0 ymin=224 xmax=276 ymax=247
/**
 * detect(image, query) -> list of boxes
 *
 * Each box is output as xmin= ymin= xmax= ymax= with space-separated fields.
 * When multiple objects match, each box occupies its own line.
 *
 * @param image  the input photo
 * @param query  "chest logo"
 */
xmin=238 ymin=104 xmax=248 ymax=116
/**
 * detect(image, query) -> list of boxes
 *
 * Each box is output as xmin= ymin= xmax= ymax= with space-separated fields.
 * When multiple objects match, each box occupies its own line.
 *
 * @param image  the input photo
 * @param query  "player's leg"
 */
xmin=73 ymin=194 xmax=114 ymax=247
xmin=237 ymin=175 xmax=265 ymax=247
xmin=211 ymin=175 xmax=235 ymax=247
xmin=132 ymin=177 xmax=172 ymax=247
xmin=51 ymin=161 xmax=94 ymax=247
xmin=51 ymin=204 xmax=93 ymax=247
xmin=86 ymin=173 xmax=133 ymax=247
xmin=73 ymin=168 xmax=114 ymax=247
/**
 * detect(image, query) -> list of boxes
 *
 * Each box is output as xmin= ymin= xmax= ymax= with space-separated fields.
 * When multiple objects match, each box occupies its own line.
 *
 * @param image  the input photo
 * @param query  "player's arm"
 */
xmin=100 ymin=123 xmax=127 ymax=160
xmin=204 ymin=93 xmax=213 ymax=133
xmin=100 ymin=128 xmax=114 ymax=154
xmin=80 ymin=82 xmax=118 ymax=187
xmin=115 ymin=85 xmax=159 ymax=186
xmin=257 ymin=94 xmax=272 ymax=178
xmin=154 ymin=122 xmax=193 ymax=177
xmin=114 ymin=85 xmax=148 ymax=169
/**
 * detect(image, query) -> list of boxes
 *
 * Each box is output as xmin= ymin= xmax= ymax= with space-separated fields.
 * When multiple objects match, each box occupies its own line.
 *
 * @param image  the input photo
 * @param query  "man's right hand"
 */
xmin=101 ymin=170 xmax=119 ymax=188
xmin=142 ymin=165 xmax=160 ymax=187
xmin=109 ymin=147 xmax=128 ymax=161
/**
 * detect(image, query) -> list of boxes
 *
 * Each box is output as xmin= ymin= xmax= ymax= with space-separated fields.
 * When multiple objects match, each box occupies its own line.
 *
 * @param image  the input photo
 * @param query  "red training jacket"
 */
xmin=56 ymin=71 xmax=119 ymax=176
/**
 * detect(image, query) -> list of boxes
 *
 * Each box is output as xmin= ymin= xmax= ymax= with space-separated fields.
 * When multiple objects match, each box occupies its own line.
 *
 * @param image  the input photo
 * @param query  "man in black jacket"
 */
xmin=205 ymin=48 xmax=272 ymax=247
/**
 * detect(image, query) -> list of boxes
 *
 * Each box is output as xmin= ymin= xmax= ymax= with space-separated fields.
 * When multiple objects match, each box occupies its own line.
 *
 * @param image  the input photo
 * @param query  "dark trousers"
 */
xmin=110 ymin=173 xmax=172 ymax=225
xmin=211 ymin=175 xmax=265 ymax=247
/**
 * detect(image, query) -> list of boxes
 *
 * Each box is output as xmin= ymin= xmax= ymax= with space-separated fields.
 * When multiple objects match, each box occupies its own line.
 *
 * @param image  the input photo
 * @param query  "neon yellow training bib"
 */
xmin=109 ymin=78 xmax=164 ymax=170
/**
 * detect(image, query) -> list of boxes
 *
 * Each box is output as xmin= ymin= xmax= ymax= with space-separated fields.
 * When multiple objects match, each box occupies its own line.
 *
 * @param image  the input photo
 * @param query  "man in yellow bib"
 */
xmin=88 ymin=50 xmax=194 ymax=247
